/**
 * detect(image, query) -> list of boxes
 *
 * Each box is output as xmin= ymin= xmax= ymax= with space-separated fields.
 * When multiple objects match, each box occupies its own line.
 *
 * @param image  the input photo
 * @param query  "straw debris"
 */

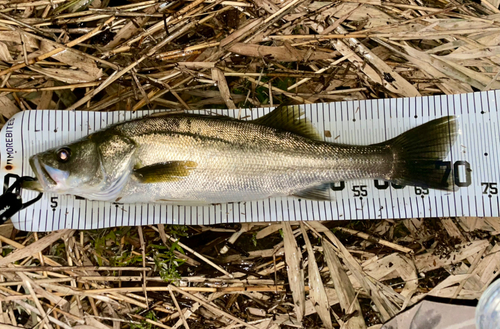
xmin=1 ymin=218 xmax=499 ymax=328
xmin=0 ymin=0 xmax=500 ymax=327
xmin=0 ymin=0 xmax=499 ymax=115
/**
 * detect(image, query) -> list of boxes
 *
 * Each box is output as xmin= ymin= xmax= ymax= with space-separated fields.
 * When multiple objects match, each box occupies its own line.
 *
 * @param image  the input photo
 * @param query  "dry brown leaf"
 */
xmin=305 ymin=287 xmax=339 ymax=316
xmin=332 ymin=41 xmax=394 ymax=93
xmin=323 ymin=239 xmax=366 ymax=329
xmin=29 ymin=66 xmax=99 ymax=84
xmin=404 ymin=45 xmax=490 ymax=90
xmin=300 ymin=223 xmax=333 ymax=329
xmin=256 ymin=224 xmax=282 ymax=239
xmin=416 ymin=240 xmax=489 ymax=274
xmin=178 ymin=62 xmax=216 ymax=69
xmin=308 ymin=222 xmax=397 ymax=322
xmin=17 ymin=272 xmax=70 ymax=311
xmin=314 ymin=2 xmax=391 ymax=24
xmin=0 ymin=42 xmax=13 ymax=62
xmin=105 ymin=8 xmax=156 ymax=49
xmin=211 ymin=67 xmax=236 ymax=109
xmin=282 ymin=222 xmax=305 ymax=321
xmin=362 ymin=247 xmax=482 ymax=283
xmin=40 ymin=40 xmax=102 ymax=80
xmin=458 ymin=217 xmax=488 ymax=232
xmin=0 ymin=95 xmax=20 ymax=119
xmin=0 ymin=222 xmax=13 ymax=239
xmin=228 ymin=43 xmax=338 ymax=61
xmin=83 ymin=316 xmax=113 ymax=329
xmin=0 ymin=230 xmax=74 ymax=267
xmin=37 ymin=80 xmax=54 ymax=110
xmin=0 ymin=31 xmax=39 ymax=49
xmin=254 ymin=0 xmax=279 ymax=14
xmin=220 ymin=18 xmax=263 ymax=48
xmin=485 ymin=218 xmax=500 ymax=234
xmin=466 ymin=30 xmax=500 ymax=51
xmin=340 ymin=40 xmax=420 ymax=97
xmin=441 ymin=218 xmax=466 ymax=242
xmin=307 ymin=17 xmax=419 ymax=97
xmin=391 ymin=43 xmax=473 ymax=94
xmin=187 ymin=95 xmax=246 ymax=108
xmin=425 ymin=274 xmax=478 ymax=298
xmin=476 ymin=243 xmax=500 ymax=285
xmin=435 ymin=55 xmax=500 ymax=89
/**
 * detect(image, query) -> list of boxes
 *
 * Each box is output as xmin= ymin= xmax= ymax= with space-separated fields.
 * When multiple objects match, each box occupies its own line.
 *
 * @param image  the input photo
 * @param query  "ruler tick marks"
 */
xmin=3 ymin=93 xmax=500 ymax=231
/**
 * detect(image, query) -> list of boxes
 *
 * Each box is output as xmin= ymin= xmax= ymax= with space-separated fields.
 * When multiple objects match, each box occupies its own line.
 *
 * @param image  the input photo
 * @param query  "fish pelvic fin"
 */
xmin=293 ymin=183 xmax=334 ymax=201
xmin=252 ymin=104 xmax=321 ymax=141
xmin=383 ymin=116 xmax=458 ymax=191
xmin=133 ymin=161 xmax=197 ymax=183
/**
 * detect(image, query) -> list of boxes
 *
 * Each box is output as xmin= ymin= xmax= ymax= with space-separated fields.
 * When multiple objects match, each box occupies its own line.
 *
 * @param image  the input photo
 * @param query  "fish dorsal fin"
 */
xmin=252 ymin=105 xmax=321 ymax=141
xmin=292 ymin=184 xmax=333 ymax=201
xmin=133 ymin=161 xmax=197 ymax=183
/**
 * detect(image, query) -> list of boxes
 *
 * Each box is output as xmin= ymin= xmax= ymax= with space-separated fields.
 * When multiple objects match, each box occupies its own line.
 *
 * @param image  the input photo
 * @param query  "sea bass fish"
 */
xmin=27 ymin=106 xmax=458 ymax=204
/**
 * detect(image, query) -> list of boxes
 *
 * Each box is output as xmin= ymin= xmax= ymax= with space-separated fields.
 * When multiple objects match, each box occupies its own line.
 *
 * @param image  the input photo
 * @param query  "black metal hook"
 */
xmin=0 ymin=174 xmax=43 ymax=224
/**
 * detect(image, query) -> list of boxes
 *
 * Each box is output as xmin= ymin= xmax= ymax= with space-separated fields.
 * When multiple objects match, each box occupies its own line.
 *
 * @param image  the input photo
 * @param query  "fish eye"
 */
xmin=56 ymin=148 xmax=71 ymax=163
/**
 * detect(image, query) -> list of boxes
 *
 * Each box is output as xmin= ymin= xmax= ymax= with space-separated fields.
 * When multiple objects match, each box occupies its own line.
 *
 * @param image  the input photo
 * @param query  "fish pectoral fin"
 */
xmin=292 ymin=184 xmax=333 ymax=201
xmin=133 ymin=161 xmax=197 ymax=183
xmin=252 ymin=104 xmax=321 ymax=141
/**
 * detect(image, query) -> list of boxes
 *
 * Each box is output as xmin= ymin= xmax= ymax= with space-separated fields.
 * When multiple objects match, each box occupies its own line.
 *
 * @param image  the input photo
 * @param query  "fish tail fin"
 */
xmin=384 ymin=116 xmax=458 ymax=190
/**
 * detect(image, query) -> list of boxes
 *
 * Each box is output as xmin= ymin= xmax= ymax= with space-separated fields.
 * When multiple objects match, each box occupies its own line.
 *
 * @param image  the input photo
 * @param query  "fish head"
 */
xmin=30 ymin=138 xmax=102 ymax=193
xmin=30 ymin=131 xmax=137 ymax=200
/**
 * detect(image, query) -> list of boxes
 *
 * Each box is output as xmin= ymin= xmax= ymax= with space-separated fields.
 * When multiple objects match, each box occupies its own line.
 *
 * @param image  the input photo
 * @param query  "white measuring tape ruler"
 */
xmin=1 ymin=91 xmax=499 ymax=232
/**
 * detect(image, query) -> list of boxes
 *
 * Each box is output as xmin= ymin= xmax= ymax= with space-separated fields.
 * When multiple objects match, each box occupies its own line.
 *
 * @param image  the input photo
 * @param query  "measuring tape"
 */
xmin=1 ymin=91 xmax=499 ymax=232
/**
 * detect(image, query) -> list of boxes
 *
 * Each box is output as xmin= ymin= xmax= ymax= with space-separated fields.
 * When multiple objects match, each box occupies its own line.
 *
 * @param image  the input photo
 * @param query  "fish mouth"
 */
xmin=29 ymin=155 xmax=57 ymax=189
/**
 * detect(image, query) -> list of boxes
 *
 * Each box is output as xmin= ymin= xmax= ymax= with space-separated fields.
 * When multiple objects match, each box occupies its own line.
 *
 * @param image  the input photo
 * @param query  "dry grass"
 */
xmin=1 ymin=219 xmax=500 ymax=329
xmin=1 ymin=0 xmax=500 ymax=328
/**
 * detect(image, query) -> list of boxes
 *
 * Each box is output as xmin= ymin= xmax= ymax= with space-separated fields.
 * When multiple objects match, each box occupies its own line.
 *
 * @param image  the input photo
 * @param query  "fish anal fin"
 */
xmin=133 ymin=161 xmax=197 ymax=183
xmin=252 ymin=104 xmax=321 ymax=141
xmin=292 ymin=184 xmax=333 ymax=201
